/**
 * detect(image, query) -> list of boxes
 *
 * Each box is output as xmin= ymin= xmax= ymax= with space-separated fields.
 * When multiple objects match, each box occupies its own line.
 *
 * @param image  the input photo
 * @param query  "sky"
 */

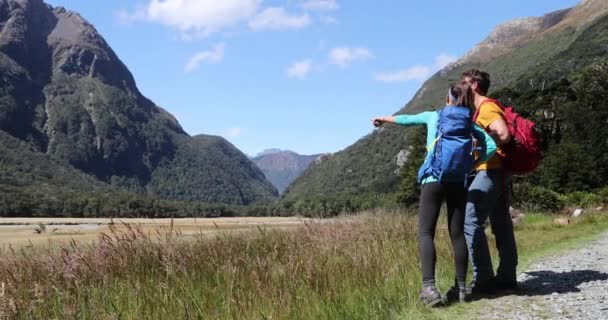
xmin=45 ymin=0 xmax=580 ymax=156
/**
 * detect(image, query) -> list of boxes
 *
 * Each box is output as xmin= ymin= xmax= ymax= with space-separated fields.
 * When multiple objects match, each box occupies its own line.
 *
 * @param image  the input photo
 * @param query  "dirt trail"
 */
xmin=474 ymin=232 xmax=608 ymax=320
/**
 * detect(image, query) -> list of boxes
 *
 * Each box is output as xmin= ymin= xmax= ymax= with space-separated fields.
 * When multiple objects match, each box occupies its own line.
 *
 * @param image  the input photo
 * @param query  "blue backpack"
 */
xmin=417 ymin=106 xmax=474 ymax=183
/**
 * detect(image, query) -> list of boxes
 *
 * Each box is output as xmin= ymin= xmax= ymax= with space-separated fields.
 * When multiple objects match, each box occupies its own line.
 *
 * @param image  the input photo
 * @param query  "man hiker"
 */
xmin=462 ymin=69 xmax=518 ymax=293
xmin=372 ymin=81 xmax=496 ymax=306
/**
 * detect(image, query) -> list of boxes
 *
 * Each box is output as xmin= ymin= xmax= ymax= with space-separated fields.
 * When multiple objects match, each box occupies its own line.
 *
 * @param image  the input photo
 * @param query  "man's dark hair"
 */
xmin=462 ymin=69 xmax=491 ymax=95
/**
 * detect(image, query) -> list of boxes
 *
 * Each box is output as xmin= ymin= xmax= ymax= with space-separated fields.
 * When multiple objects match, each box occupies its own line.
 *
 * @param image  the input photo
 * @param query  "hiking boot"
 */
xmin=419 ymin=286 xmax=443 ymax=307
xmin=444 ymin=285 xmax=469 ymax=303
xmin=494 ymin=278 xmax=518 ymax=292
xmin=466 ymin=278 xmax=496 ymax=296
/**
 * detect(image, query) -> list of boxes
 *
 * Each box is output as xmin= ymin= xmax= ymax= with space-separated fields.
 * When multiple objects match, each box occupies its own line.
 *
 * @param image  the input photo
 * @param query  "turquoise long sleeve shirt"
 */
xmin=394 ymin=110 xmax=497 ymax=184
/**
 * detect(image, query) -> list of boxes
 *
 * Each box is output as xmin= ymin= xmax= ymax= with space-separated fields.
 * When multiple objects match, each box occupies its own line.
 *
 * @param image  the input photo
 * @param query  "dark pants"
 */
xmin=418 ymin=182 xmax=468 ymax=287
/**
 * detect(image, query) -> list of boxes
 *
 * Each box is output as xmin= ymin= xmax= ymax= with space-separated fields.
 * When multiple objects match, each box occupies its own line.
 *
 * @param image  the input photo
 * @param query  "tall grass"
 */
xmin=0 ymin=211 xmax=607 ymax=319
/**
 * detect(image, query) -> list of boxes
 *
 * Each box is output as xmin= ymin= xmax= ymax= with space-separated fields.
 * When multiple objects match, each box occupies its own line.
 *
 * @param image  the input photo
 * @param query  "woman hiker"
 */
xmin=371 ymin=80 xmax=497 ymax=306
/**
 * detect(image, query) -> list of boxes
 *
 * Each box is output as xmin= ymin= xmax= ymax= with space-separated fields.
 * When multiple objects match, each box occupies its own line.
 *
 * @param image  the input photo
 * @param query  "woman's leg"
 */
xmin=418 ymin=182 xmax=444 ymax=288
xmin=445 ymin=183 xmax=468 ymax=288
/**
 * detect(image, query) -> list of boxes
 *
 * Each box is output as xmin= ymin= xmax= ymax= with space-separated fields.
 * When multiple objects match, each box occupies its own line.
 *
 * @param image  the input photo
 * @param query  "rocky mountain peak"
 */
xmin=459 ymin=0 xmax=608 ymax=65
xmin=49 ymin=7 xmax=100 ymax=46
xmin=0 ymin=0 xmax=138 ymax=93
xmin=460 ymin=9 xmax=570 ymax=64
xmin=580 ymin=0 xmax=606 ymax=7
xmin=49 ymin=5 xmax=139 ymax=94
xmin=560 ymin=0 xmax=608 ymax=27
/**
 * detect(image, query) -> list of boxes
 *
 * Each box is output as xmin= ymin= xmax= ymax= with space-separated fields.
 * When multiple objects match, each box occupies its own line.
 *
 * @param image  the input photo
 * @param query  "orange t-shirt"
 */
xmin=475 ymin=101 xmax=506 ymax=171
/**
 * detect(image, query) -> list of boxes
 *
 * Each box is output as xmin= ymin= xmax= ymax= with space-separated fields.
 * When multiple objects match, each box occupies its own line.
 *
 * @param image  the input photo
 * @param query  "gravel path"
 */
xmin=475 ymin=232 xmax=608 ymax=320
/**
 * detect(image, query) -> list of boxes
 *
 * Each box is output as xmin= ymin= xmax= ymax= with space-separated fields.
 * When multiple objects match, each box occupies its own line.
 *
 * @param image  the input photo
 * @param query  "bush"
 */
xmin=513 ymin=183 xmax=564 ymax=213
xmin=560 ymin=191 xmax=603 ymax=208
xmin=597 ymin=187 xmax=608 ymax=205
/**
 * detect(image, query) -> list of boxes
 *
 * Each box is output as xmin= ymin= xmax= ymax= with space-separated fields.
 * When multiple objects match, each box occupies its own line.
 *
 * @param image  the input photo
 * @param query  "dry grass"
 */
xmin=0 ymin=217 xmax=316 ymax=248
xmin=0 ymin=212 xmax=606 ymax=320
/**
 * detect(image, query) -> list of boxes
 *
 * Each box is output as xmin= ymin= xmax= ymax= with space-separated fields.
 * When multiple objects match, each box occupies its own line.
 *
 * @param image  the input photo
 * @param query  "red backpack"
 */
xmin=473 ymin=99 xmax=541 ymax=176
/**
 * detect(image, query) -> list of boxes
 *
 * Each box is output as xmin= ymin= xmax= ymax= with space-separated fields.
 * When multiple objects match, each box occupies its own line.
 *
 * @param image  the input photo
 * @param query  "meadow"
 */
xmin=0 ymin=217 xmax=313 ymax=248
xmin=0 ymin=211 xmax=607 ymax=319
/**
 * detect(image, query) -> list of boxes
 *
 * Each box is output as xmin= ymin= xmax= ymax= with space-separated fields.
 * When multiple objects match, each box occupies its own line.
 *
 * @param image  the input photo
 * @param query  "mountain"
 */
xmin=252 ymin=150 xmax=320 ymax=194
xmin=282 ymin=0 xmax=608 ymax=205
xmin=254 ymin=149 xmax=284 ymax=157
xmin=0 ymin=0 xmax=277 ymax=207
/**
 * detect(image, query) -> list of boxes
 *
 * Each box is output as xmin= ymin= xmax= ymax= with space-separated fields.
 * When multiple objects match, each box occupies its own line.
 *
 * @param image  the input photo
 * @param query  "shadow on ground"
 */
xmin=468 ymin=270 xmax=608 ymax=302
xmin=516 ymin=270 xmax=608 ymax=296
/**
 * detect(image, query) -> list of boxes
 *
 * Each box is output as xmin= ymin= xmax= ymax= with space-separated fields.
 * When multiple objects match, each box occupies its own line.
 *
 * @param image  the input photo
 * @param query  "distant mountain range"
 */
xmin=0 ymin=0 xmax=277 ymax=208
xmin=251 ymin=150 xmax=321 ymax=194
xmin=282 ymin=0 xmax=608 ymax=204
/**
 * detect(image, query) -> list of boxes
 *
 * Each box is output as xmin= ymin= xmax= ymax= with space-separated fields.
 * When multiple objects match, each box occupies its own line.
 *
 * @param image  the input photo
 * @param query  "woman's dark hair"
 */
xmin=462 ymin=69 xmax=491 ymax=95
xmin=448 ymin=81 xmax=475 ymax=112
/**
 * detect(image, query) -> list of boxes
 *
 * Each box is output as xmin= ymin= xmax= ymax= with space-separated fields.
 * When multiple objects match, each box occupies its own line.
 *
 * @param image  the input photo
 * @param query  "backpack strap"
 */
xmin=427 ymin=109 xmax=443 ymax=151
xmin=427 ymin=135 xmax=442 ymax=152
xmin=472 ymin=98 xmax=502 ymax=122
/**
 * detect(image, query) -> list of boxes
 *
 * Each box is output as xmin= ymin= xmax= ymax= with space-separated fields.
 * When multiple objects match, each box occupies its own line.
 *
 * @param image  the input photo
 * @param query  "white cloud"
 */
xmin=302 ymin=0 xmax=339 ymax=11
xmin=287 ymin=59 xmax=313 ymax=79
xmin=434 ymin=53 xmax=458 ymax=70
xmin=373 ymin=53 xmax=459 ymax=83
xmin=374 ymin=66 xmax=432 ymax=83
xmin=184 ymin=43 xmax=225 ymax=72
xmin=120 ymin=0 xmax=339 ymax=37
xmin=249 ymin=7 xmax=311 ymax=31
xmin=122 ymin=0 xmax=261 ymax=36
xmin=227 ymin=127 xmax=242 ymax=138
xmin=328 ymin=47 xmax=373 ymax=67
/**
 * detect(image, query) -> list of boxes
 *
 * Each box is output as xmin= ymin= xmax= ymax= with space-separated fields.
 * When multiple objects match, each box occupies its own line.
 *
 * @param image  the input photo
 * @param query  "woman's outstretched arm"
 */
xmin=371 ymin=112 xmax=436 ymax=127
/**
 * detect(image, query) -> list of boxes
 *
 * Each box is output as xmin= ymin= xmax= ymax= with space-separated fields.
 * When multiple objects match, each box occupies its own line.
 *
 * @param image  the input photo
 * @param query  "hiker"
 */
xmin=371 ymin=81 xmax=496 ymax=306
xmin=461 ymin=69 xmax=518 ymax=294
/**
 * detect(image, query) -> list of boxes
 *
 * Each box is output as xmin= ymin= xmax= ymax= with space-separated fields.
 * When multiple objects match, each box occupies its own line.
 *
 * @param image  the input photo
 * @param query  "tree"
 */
xmin=396 ymin=128 xmax=426 ymax=207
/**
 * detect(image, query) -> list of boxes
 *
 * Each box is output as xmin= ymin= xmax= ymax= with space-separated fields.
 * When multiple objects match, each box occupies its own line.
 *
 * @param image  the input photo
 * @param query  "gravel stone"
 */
xmin=473 ymin=233 xmax=608 ymax=320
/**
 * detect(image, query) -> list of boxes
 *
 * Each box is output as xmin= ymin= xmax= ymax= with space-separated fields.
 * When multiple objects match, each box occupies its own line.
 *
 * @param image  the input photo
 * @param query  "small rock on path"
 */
xmin=474 ymin=232 xmax=608 ymax=320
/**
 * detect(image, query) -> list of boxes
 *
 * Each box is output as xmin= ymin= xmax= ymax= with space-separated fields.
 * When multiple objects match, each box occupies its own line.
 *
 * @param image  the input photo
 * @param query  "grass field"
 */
xmin=0 ymin=217 xmax=316 ymax=248
xmin=0 ymin=211 xmax=606 ymax=319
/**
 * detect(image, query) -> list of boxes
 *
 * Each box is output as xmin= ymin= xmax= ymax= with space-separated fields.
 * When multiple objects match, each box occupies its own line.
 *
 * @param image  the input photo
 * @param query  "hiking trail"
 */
xmin=473 ymin=232 xmax=608 ymax=320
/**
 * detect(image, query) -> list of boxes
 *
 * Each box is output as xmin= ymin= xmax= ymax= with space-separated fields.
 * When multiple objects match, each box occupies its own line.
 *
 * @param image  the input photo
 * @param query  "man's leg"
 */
xmin=464 ymin=171 xmax=500 ymax=283
xmin=488 ymin=173 xmax=518 ymax=284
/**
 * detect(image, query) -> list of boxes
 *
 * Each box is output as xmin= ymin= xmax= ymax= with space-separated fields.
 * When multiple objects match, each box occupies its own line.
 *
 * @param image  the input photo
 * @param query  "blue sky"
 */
xmin=46 ymin=0 xmax=579 ymax=156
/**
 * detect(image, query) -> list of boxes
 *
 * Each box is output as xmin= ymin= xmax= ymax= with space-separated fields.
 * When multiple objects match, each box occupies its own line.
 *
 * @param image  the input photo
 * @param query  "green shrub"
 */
xmin=513 ymin=183 xmax=564 ymax=213
xmin=597 ymin=187 xmax=608 ymax=205
xmin=560 ymin=191 xmax=603 ymax=208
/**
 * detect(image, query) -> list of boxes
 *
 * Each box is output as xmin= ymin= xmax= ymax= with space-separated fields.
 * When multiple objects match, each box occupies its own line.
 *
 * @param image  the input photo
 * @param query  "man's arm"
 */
xmin=487 ymin=118 xmax=511 ymax=145
xmin=476 ymin=102 xmax=511 ymax=145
